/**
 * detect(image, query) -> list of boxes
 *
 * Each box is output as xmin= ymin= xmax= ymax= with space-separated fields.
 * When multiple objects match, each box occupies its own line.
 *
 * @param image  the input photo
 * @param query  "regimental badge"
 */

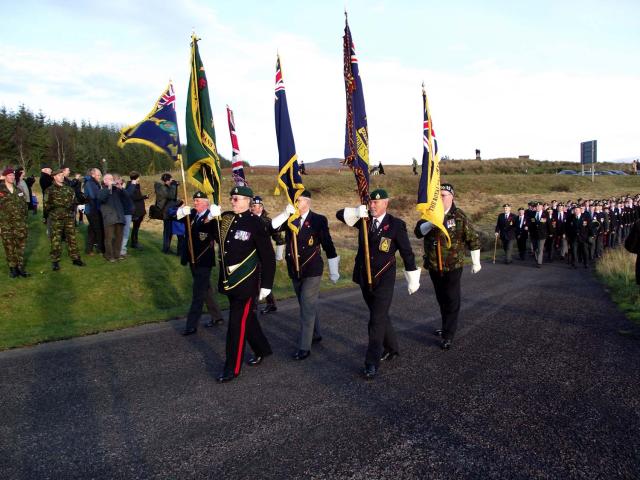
xmin=235 ymin=230 xmax=251 ymax=241
xmin=199 ymin=232 xmax=208 ymax=241
xmin=379 ymin=237 xmax=391 ymax=253
xmin=308 ymin=236 xmax=314 ymax=246
xmin=541 ymin=218 xmax=547 ymax=223
xmin=446 ymin=219 xmax=456 ymax=230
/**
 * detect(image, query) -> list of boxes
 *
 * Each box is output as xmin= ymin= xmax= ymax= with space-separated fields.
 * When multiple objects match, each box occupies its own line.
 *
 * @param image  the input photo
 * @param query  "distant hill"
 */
xmin=304 ymin=157 xmax=343 ymax=169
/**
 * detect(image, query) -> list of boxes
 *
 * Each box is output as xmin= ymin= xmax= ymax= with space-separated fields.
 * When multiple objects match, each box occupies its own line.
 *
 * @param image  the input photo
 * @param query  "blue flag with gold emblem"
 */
xmin=343 ymin=16 xmax=369 ymax=204
xmin=118 ymin=82 xmax=181 ymax=159
xmin=274 ymin=55 xmax=305 ymax=234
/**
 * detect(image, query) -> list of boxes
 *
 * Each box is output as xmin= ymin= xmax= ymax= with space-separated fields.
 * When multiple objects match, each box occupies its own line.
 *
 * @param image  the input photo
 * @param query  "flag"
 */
xmin=343 ymin=17 xmax=369 ymax=204
xmin=274 ymin=55 xmax=305 ymax=234
xmin=117 ymin=82 xmax=181 ymax=159
xmin=416 ymin=84 xmax=451 ymax=246
xmin=226 ymin=105 xmax=247 ymax=186
xmin=185 ymin=35 xmax=222 ymax=204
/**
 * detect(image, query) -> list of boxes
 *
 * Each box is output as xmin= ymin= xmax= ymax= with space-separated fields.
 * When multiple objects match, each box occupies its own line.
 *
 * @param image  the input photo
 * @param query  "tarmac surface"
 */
xmin=1 ymin=259 xmax=640 ymax=479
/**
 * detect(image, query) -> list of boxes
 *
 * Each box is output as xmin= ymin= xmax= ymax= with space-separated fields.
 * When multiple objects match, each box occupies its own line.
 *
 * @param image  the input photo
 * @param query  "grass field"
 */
xmin=596 ymin=248 xmax=640 ymax=325
xmin=1 ymin=161 xmax=639 ymax=349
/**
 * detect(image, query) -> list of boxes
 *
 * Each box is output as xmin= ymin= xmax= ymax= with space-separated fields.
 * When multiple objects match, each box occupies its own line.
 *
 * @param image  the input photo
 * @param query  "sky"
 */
xmin=1 ymin=0 xmax=639 ymax=165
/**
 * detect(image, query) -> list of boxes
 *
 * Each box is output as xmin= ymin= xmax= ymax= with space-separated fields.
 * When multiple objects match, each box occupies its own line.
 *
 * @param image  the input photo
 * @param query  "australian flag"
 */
xmin=274 ymin=55 xmax=305 ymax=233
xmin=118 ymin=82 xmax=181 ymax=159
xmin=343 ymin=17 xmax=369 ymax=204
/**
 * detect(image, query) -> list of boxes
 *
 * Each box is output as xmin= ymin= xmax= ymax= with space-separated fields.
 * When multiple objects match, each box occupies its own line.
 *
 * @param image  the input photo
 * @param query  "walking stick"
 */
xmin=493 ymin=235 xmax=498 ymax=264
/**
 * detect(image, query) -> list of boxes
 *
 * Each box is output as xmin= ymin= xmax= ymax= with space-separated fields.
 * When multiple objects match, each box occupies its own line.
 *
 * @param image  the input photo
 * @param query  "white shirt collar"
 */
xmin=300 ymin=211 xmax=309 ymax=223
xmin=372 ymin=212 xmax=386 ymax=224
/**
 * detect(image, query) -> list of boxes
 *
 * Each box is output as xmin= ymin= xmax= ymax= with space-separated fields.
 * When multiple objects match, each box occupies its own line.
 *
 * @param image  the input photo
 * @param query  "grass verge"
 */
xmin=595 ymin=248 xmax=640 ymax=324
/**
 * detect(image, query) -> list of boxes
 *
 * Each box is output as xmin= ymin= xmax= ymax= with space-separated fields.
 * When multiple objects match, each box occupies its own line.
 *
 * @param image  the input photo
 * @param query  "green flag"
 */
xmin=185 ymin=34 xmax=221 ymax=204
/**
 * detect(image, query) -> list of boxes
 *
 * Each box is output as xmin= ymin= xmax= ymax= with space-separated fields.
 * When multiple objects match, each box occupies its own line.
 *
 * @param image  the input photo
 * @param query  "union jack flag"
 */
xmin=158 ymin=84 xmax=176 ymax=109
xmin=226 ymin=105 xmax=247 ymax=186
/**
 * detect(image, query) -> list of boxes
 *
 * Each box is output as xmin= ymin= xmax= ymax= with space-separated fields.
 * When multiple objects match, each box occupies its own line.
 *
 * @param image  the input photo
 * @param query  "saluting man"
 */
xmin=176 ymin=191 xmax=224 ymax=336
xmin=337 ymin=188 xmax=420 ymax=379
xmin=216 ymin=186 xmax=276 ymax=383
xmin=272 ymin=190 xmax=340 ymax=360
xmin=415 ymin=183 xmax=480 ymax=351
xmin=494 ymin=203 xmax=516 ymax=264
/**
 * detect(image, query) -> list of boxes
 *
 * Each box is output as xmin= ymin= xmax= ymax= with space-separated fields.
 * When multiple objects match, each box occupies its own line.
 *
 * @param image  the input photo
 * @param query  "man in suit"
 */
xmin=515 ymin=207 xmax=529 ymax=260
xmin=272 ymin=190 xmax=340 ymax=360
xmin=495 ymin=203 xmax=517 ymax=264
xmin=337 ymin=189 xmax=420 ymax=379
xmin=568 ymin=206 xmax=590 ymax=268
xmin=554 ymin=203 xmax=569 ymax=259
xmin=215 ymin=186 xmax=276 ymax=383
xmin=176 ymin=191 xmax=224 ymax=336
xmin=529 ymin=202 xmax=548 ymax=268
xmin=544 ymin=207 xmax=557 ymax=262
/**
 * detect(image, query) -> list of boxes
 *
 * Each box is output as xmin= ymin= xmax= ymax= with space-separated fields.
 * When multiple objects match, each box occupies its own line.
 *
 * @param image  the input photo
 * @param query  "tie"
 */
xmin=536 ymin=213 xmax=540 ymax=221
xmin=371 ymin=219 xmax=379 ymax=232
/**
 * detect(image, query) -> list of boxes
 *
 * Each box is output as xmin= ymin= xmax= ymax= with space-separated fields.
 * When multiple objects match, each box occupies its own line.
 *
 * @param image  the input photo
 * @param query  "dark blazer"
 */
xmin=277 ymin=210 xmax=337 ymax=279
xmin=554 ymin=211 xmax=569 ymax=237
xmin=180 ymin=209 xmax=217 ymax=268
xmin=216 ymin=210 xmax=275 ymax=299
xmin=337 ymin=210 xmax=416 ymax=288
xmin=126 ymin=182 xmax=147 ymax=219
xmin=495 ymin=212 xmax=517 ymax=241
xmin=568 ymin=214 xmax=591 ymax=243
xmin=529 ymin=211 xmax=549 ymax=241
xmin=515 ymin=215 xmax=528 ymax=240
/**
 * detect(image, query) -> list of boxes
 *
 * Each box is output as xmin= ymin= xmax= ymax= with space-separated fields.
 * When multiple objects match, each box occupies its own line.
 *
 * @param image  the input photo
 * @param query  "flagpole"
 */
xmin=291 ymin=226 xmax=300 ymax=279
xmin=362 ymin=216 xmax=373 ymax=289
xmin=178 ymin=153 xmax=196 ymax=265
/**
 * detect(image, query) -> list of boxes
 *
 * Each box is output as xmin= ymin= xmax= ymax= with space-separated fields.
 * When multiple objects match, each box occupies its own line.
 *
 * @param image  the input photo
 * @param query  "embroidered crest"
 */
xmin=379 ymin=237 xmax=391 ymax=252
xmin=199 ymin=232 xmax=208 ymax=241
xmin=235 ymin=230 xmax=251 ymax=241
xmin=446 ymin=219 xmax=456 ymax=229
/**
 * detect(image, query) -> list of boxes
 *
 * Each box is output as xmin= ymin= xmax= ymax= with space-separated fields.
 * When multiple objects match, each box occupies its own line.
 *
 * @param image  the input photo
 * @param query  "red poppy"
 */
xmin=382 ymin=224 xmax=389 ymax=231
xmin=304 ymin=221 xmax=310 ymax=227
xmin=198 ymin=77 xmax=207 ymax=90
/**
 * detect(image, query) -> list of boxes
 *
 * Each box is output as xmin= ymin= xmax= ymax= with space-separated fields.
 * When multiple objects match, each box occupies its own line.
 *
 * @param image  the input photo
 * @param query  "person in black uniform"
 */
xmin=568 ymin=205 xmax=590 ymax=268
xmin=250 ymin=195 xmax=286 ymax=315
xmin=529 ymin=202 xmax=548 ymax=268
xmin=272 ymin=190 xmax=340 ymax=360
xmin=544 ymin=207 xmax=557 ymax=262
xmin=515 ymin=207 xmax=529 ymax=260
xmin=337 ymin=189 xmax=420 ymax=379
xmin=216 ymin=186 xmax=276 ymax=383
xmin=554 ymin=204 xmax=569 ymax=260
xmin=494 ymin=203 xmax=516 ymax=264
xmin=176 ymin=191 xmax=225 ymax=336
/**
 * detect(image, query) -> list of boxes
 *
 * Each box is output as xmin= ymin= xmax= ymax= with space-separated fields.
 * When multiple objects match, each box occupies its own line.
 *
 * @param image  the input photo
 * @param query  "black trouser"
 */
xmin=571 ymin=240 xmax=588 ymax=266
xmin=544 ymin=237 xmax=555 ymax=261
xmin=517 ymin=236 xmax=527 ymax=260
xmin=224 ymin=295 xmax=272 ymax=376
xmin=130 ymin=214 xmax=144 ymax=247
xmin=86 ymin=211 xmax=104 ymax=254
xmin=162 ymin=219 xmax=173 ymax=252
xmin=360 ymin=272 xmax=397 ymax=367
xmin=185 ymin=266 xmax=223 ymax=331
xmin=429 ymin=267 xmax=463 ymax=341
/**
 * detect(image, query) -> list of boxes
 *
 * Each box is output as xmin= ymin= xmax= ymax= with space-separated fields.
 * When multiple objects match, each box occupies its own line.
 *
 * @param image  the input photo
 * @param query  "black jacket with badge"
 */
xmin=529 ymin=212 xmax=549 ymax=241
xmin=180 ymin=209 xmax=217 ymax=269
xmin=337 ymin=210 xmax=416 ymax=288
xmin=515 ymin=215 xmax=529 ymax=240
xmin=217 ymin=210 xmax=276 ymax=298
xmin=276 ymin=210 xmax=337 ymax=279
xmin=495 ymin=212 xmax=517 ymax=241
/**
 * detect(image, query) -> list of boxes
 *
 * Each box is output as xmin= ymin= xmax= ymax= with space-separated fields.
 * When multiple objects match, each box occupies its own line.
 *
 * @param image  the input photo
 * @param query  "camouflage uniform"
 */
xmin=0 ymin=183 xmax=28 ymax=269
xmin=45 ymin=183 xmax=81 ymax=261
xmin=417 ymin=204 xmax=481 ymax=272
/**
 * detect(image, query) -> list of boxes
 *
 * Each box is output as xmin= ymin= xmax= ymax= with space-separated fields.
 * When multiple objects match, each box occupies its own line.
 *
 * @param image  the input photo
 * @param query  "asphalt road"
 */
xmin=1 ymin=259 xmax=640 ymax=479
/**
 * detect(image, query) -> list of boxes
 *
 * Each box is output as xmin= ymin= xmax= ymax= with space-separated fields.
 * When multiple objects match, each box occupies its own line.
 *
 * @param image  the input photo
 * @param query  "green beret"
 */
xmin=193 ymin=191 xmax=208 ymax=199
xmin=300 ymin=190 xmax=312 ymax=198
xmin=370 ymin=189 xmax=389 ymax=200
xmin=230 ymin=185 xmax=254 ymax=198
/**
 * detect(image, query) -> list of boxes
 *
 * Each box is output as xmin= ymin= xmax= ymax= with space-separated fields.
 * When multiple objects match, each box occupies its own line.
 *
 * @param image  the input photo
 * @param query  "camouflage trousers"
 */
xmin=0 ymin=222 xmax=27 ymax=268
xmin=50 ymin=214 xmax=80 ymax=262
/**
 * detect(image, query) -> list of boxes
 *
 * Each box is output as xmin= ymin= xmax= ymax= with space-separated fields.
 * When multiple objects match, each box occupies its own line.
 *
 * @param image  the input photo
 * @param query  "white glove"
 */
xmin=258 ymin=288 xmax=271 ymax=301
xmin=275 ymin=244 xmax=285 ymax=261
xmin=328 ymin=255 xmax=340 ymax=284
xmin=419 ymin=221 xmax=433 ymax=236
xmin=471 ymin=249 xmax=481 ymax=274
xmin=404 ymin=268 xmax=421 ymax=295
xmin=208 ymin=204 xmax=221 ymax=218
xmin=342 ymin=207 xmax=359 ymax=227
xmin=357 ymin=205 xmax=368 ymax=218
xmin=176 ymin=205 xmax=191 ymax=220
xmin=272 ymin=205 xmax=295 ymax=229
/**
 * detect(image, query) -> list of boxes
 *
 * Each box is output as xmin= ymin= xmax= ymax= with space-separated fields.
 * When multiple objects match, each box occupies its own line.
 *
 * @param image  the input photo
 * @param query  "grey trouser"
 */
xmin=533 ymin=239 xmax=544 ymax=265
xmin=292 ymin=275 xmax=322 ymax=351
xmin=502 ymin=238 xmax=513 ymax=262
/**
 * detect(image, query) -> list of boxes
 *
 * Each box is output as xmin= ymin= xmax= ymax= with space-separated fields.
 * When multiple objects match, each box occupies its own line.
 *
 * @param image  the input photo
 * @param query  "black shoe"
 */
xmin=380 ymin=351 xmax=399 ymax=362
xmin=204 ymin=318 xmax=224 ymax=327
xmin=9 ymin=267 xmax=18 ymax=278
xmin=260 ymin=304 xmax=277 ymax=315
xmin=363 ymin=364 xmax=378 ymax=379
xmin=17 ymin=267 xmax=30 ymax=277
xmin=536 ymin=264 xmax=542 ymax=268
xmin=216 ymin=371 xmax=236 ymax=383
xmin=72 ymin=259 xmax=85 ymax=267
xmin=52 ymin=262 xmax=60 ymax=271
xmin=292 ymin=349 xmax=310 ymax=361
xmin=248 ymin=354 xmax=269 ymax=366
xmin=181 ymin=327 xmax=197 ymax=336
xmin=433 ymin=329 xmax=443 ymax=337
xmin=440 ymin=339 xmax=452 ymax=350
xmin=312 ymin=336 xmax=323 ymax=344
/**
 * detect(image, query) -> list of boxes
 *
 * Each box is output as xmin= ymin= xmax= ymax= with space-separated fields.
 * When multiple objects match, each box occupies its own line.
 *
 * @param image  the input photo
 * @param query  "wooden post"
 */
xmin=362 ymin=217 xmax=373 ymax=289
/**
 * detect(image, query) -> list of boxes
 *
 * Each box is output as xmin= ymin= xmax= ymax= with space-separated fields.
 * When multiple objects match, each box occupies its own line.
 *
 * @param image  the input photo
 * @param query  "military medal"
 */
xmin=308 ymin=236 xmax=314 ymax=246
xmin=379 ymin=237 xmax=391 ymax=252
xmin=199 ymin=232 xmax=208 ymax=241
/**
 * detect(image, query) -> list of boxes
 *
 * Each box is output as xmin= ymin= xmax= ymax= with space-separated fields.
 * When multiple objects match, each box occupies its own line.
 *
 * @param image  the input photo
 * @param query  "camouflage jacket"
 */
xmin=45 ymin=183 xmax=76 ymax=219
xmin=415 ymin=203 xmax=481 ymax=272
xmin=0 ymin=183 xmax=28 ymax=227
